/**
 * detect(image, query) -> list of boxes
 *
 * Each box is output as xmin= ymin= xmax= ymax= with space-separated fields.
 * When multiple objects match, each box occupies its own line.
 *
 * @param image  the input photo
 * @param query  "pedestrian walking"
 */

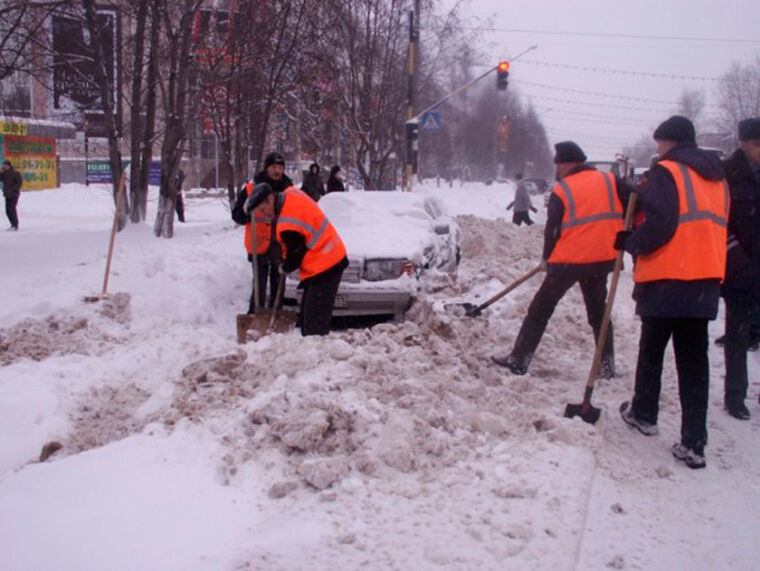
xmin=506 ymin=172 xmax=538 ymax=225
xmin=492 ymin=141 xmax=630 ymax=377
xmin=232 ymin=152 xmax=294 ymax=312
xmin=175 ymin=170 xmax=186 ymax=222
xmin=617 ymin=116 xmax=728 ymax=469
xmin=301 ymin=163 xmax=325 ymax=202
xmin=1 ymin=160 xmax=22 ymax=231
xmin=245 ymin=184 xmax=348 ymax=336
xmin=326 ymin=165 xmax=345 ymax=194
xmin=719 ymin=117 xmax=760 ymax=420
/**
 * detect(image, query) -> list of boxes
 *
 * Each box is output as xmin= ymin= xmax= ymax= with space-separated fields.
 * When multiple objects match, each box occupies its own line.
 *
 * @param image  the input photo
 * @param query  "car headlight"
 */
xmin=364 ymin=258 xmax=415 ymax=281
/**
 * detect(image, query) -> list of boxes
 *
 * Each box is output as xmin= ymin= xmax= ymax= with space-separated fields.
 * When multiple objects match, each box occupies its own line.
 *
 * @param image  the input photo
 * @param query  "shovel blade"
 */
xmin=563 ymin=402 xmax=601 ymax=425
xmin=236 ymin=313 xmax=297 ymax=343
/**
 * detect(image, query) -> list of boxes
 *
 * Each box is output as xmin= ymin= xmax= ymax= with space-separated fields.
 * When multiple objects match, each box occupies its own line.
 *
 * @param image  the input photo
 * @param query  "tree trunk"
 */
xmin=138 ymin=0 xmax=161 ymax=221
xmin=128 ymin=0 xmax=148 ymax=223
xmin=82 ymin=0 xmax=128 ymax=230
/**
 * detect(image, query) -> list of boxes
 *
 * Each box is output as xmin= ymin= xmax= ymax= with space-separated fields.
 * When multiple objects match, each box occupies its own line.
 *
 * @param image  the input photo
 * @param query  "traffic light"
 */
xmin=497 ymin=61 xmax=510 ymax=91
xmin=406 ymin=119 xmax=419 ymax=172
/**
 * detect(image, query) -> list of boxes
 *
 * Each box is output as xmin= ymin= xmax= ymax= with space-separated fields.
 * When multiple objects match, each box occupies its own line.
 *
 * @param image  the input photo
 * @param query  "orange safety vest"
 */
xmin=243 ymin=181 xmax=273 ymax=255
xmin=548 ymin=170 xmax=624 ymax=264
xmin=276 ymin=187 xmax=346 ymax=280
xmin=634 ymin=160 xmax=728 ymax=283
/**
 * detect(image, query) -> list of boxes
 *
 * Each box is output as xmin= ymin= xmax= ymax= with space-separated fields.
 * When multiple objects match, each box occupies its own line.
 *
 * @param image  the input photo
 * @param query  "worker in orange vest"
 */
xmin=232 ymin=152 xmax=294 ymax=312
xmin=492 ymin=141 xmax=632 ymax=377
xmin=245 ymin=183 xmax=348 ymax=336
xmin=616 ymin=116 xmax=728 ymax=470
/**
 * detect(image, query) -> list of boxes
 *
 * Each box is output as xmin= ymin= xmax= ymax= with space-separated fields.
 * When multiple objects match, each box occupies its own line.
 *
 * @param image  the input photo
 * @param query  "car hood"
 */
xmin=319 ymin=192 xmax=451 ymax=263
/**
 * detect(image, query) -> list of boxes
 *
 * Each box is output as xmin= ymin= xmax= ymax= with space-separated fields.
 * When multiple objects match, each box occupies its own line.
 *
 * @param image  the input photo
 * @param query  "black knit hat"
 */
xmin=264 ymin=152 xmax=285 ymax=169
xmin=738 ymin=117 xmax=760 ymax=141
xmin=245 ymin=182 xmax=273 ymax=212
xmin=653 ymin=115 xmax=695 ymax=143
xmin=553 ymin=141 xmax=587 ymax=164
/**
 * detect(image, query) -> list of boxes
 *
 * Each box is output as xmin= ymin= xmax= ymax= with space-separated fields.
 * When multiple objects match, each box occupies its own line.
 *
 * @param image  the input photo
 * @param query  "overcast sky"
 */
xmin=441 ymin=0 xmax=760 ymax=161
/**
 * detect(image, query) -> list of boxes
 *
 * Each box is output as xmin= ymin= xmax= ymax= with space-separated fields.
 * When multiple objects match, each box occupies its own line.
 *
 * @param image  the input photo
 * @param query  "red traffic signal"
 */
xmin=497 ymin=61 xmax=510 ymax=90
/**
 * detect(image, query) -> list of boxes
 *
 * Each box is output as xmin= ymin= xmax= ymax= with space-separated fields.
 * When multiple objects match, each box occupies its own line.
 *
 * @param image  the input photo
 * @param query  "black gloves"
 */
xmin=614 ymin=230 xmax=632 ymax=251
xmin=531 ymin=206 xmax=538 ymax=213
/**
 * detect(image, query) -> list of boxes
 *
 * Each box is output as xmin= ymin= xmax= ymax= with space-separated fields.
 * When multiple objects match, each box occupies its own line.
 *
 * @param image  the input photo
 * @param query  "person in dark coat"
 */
xmin=326 ymin=165 xmax=345 ymax=193
xmin=617 ymin=116 xmax=727 ymax=470
xmin=1 ymin=159 xmax=22 ymax=230
xmin=175 ymin=170 xmax=186 ymax=222
xmin=720 ymin=117 xmax=760 ymax=419
xmin=506 ymin=172 xmax=538 ymax=225
xmin=492 ymin=141 xmax=631 ymax=378
xmin=301 ymin=163 xmax=325 ymax=202
xmin=232 ymin=152 xmax=294 ymax=311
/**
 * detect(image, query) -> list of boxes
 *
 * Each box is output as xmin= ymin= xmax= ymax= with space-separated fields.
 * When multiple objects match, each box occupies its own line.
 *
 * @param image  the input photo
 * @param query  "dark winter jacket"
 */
xmin=1 ymin=166 xmax=23 ymax=198
xmin=301 ymin=163 xmax=325 ymax=202
xmin=721 ymin=148 xmax=760 ymax=303
xmin=231 ymin=171 xmax=294 ymax=226
xmin=326 ymin=166 xmax=345 ymax=193
xmin=622 ymin=142 xmax=725 ymax=318
xmin=543 ymin=164 xmax=632 ymax=280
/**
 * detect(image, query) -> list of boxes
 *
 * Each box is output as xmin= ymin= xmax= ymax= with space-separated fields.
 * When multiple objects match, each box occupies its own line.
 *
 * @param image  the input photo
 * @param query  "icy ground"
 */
xmin=0 ymin=182 xmax=758 ymax=570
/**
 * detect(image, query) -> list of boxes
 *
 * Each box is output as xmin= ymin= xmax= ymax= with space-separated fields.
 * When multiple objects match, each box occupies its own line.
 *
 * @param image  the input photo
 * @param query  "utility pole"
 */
xmin=405 ymin=6 xmax=419 ymax=192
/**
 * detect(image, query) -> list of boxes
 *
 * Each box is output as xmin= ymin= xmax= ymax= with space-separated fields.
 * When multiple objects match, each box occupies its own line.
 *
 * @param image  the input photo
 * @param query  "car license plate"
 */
xmin=334 ymin=294 xmax=348 ymax=308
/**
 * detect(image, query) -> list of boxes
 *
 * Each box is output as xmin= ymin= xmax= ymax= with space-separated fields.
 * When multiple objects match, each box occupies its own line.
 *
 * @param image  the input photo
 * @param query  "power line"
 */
xmin=522 ymin=93 xmax=670 ymax=114
xmin=516 ymin=80 xmax=682 ymax=105
xmin=533 ymin=106 xmax=652 ymax=126
xmin=449 ymin=26 xmax=760 ymax=44
xmin=521 ymin=59 xmax=719 ymax=81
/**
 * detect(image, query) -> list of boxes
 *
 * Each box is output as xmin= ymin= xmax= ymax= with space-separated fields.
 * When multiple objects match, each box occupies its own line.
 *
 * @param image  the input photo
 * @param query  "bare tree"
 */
xmin=153 ymin=0 xmax=203 ymax=239
xmin=714 ymin=58 xmax=760 ymax=148
xmin=82 ymin=0 xmax=127 ymax=229
xmin=676 ymin=88 xmax=707 ymax=131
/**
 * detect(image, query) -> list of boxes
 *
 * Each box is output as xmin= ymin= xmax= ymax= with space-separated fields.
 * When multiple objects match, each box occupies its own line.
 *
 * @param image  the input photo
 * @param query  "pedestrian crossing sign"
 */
xmin=421 ymin=111 xmax=441 ymax=132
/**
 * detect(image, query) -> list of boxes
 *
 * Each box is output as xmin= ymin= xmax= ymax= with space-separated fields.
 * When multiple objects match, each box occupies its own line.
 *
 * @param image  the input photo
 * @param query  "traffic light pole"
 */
xmin=404 ymin=44 xmax=537 ymax=192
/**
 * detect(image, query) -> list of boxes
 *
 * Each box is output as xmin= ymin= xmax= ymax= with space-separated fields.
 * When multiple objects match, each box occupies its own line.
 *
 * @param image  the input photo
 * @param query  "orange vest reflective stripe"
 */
xmin=547 ymin=170 xmax=624 ymax=264
xmin=276 ymin=188 xmax=347 ymax=280
xmin=243 ymin=182 xmax=272 ymax=255
xmin=634 ymin=160 xmax=728 ymax=283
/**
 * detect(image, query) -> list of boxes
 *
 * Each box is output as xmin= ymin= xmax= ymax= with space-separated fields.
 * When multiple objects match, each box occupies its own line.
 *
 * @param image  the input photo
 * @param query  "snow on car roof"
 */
xmin=319 ymin=191 xmax=449 ymax=261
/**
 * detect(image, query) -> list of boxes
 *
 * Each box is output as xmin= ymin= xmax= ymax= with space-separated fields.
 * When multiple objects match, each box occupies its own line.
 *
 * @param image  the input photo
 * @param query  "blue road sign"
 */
xmin=420 ymin=110 xmax=441 ymax=132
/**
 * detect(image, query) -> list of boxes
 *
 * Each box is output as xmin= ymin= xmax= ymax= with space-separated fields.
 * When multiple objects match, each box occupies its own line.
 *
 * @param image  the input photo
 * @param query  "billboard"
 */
xmin=0 ymin=135 xmax=57 ymax=190
xmin=51 ymin=8 xmax=120 ymax=131
xmin=86 ymin=160 xmax=162 ymax=186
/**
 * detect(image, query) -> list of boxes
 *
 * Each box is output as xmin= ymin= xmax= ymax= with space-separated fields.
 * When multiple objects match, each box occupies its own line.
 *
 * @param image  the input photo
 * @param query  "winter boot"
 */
xmin=672 ymin=443 xmax=706 ymax=470
xmin=724 ymin=400 xmax=750 ymax=421
xmin=491 ymin=354 xmax=527 ymax=375
xmin=619 ymin=401 xmax=658 ymax=436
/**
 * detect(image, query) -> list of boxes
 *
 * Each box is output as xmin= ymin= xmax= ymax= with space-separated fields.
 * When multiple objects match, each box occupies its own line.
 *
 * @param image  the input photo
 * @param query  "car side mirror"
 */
xmin=434 ymin=223 xmax=450 ymax=235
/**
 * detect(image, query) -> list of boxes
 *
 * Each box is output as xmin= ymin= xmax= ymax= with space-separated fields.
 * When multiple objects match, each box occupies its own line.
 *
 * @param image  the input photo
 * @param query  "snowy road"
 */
xmin=0 ymin=183 xmax=758 ymax=570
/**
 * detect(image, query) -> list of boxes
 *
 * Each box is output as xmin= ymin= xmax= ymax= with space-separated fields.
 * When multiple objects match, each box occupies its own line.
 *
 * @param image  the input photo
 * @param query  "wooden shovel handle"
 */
xmin=584 ymin=192 xmax=638 ymax=389
xmin=101 ymin=171 xmax=127 ymax=297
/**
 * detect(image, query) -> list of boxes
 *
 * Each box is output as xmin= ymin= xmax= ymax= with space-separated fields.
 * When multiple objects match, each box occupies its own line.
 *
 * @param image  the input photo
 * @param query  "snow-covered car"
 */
xmin=282 ymin=191 xmax=461 ymax=319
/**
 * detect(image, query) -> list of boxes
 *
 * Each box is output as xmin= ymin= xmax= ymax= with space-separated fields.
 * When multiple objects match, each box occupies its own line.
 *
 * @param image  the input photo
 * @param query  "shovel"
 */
xmin=564 ymin=192 xmax=638 ymax=424
xmin=236 ymin=270 xmax=297 ymax=343
xmin=447 ymin=265 xmax=543 ymax=317
xmin=84 ymin=171 xmax=127 ymax=303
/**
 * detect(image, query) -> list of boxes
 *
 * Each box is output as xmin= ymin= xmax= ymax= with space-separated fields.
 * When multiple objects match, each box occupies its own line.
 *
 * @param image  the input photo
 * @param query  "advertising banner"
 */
xmin=86 ymin=160 xmax=162 ymax=186
xmin=51 ymin=8 xmax=120 ymax=129
xmin=0 ymin=135 xmax=57 ymax=190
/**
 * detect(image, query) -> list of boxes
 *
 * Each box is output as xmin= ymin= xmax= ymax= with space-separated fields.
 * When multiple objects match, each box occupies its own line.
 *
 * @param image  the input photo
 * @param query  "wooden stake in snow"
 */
xmin=84 ymin=171 xmax=127 ymax=302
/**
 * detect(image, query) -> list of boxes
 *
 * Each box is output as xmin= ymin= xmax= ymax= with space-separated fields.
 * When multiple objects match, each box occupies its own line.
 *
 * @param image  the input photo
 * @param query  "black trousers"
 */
xmin=512 ymin=211 xmax=534 ymax=226
xmin=510 ymin=272 xmax=614 ymax=371
xmin=175 ymin=193 xmax=185 ymax=222
xmin=724 ymin=297 xmax=754 ymax=405
xmin=632 ymin=317 xmax=709 ymax=452
xmin=5 ymin=195 xmax=19 ymax=229
xmin=300 ymin=269 xmax=344 ymax=336
xmin=248 ymin=254 xmax=279 ymax=312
